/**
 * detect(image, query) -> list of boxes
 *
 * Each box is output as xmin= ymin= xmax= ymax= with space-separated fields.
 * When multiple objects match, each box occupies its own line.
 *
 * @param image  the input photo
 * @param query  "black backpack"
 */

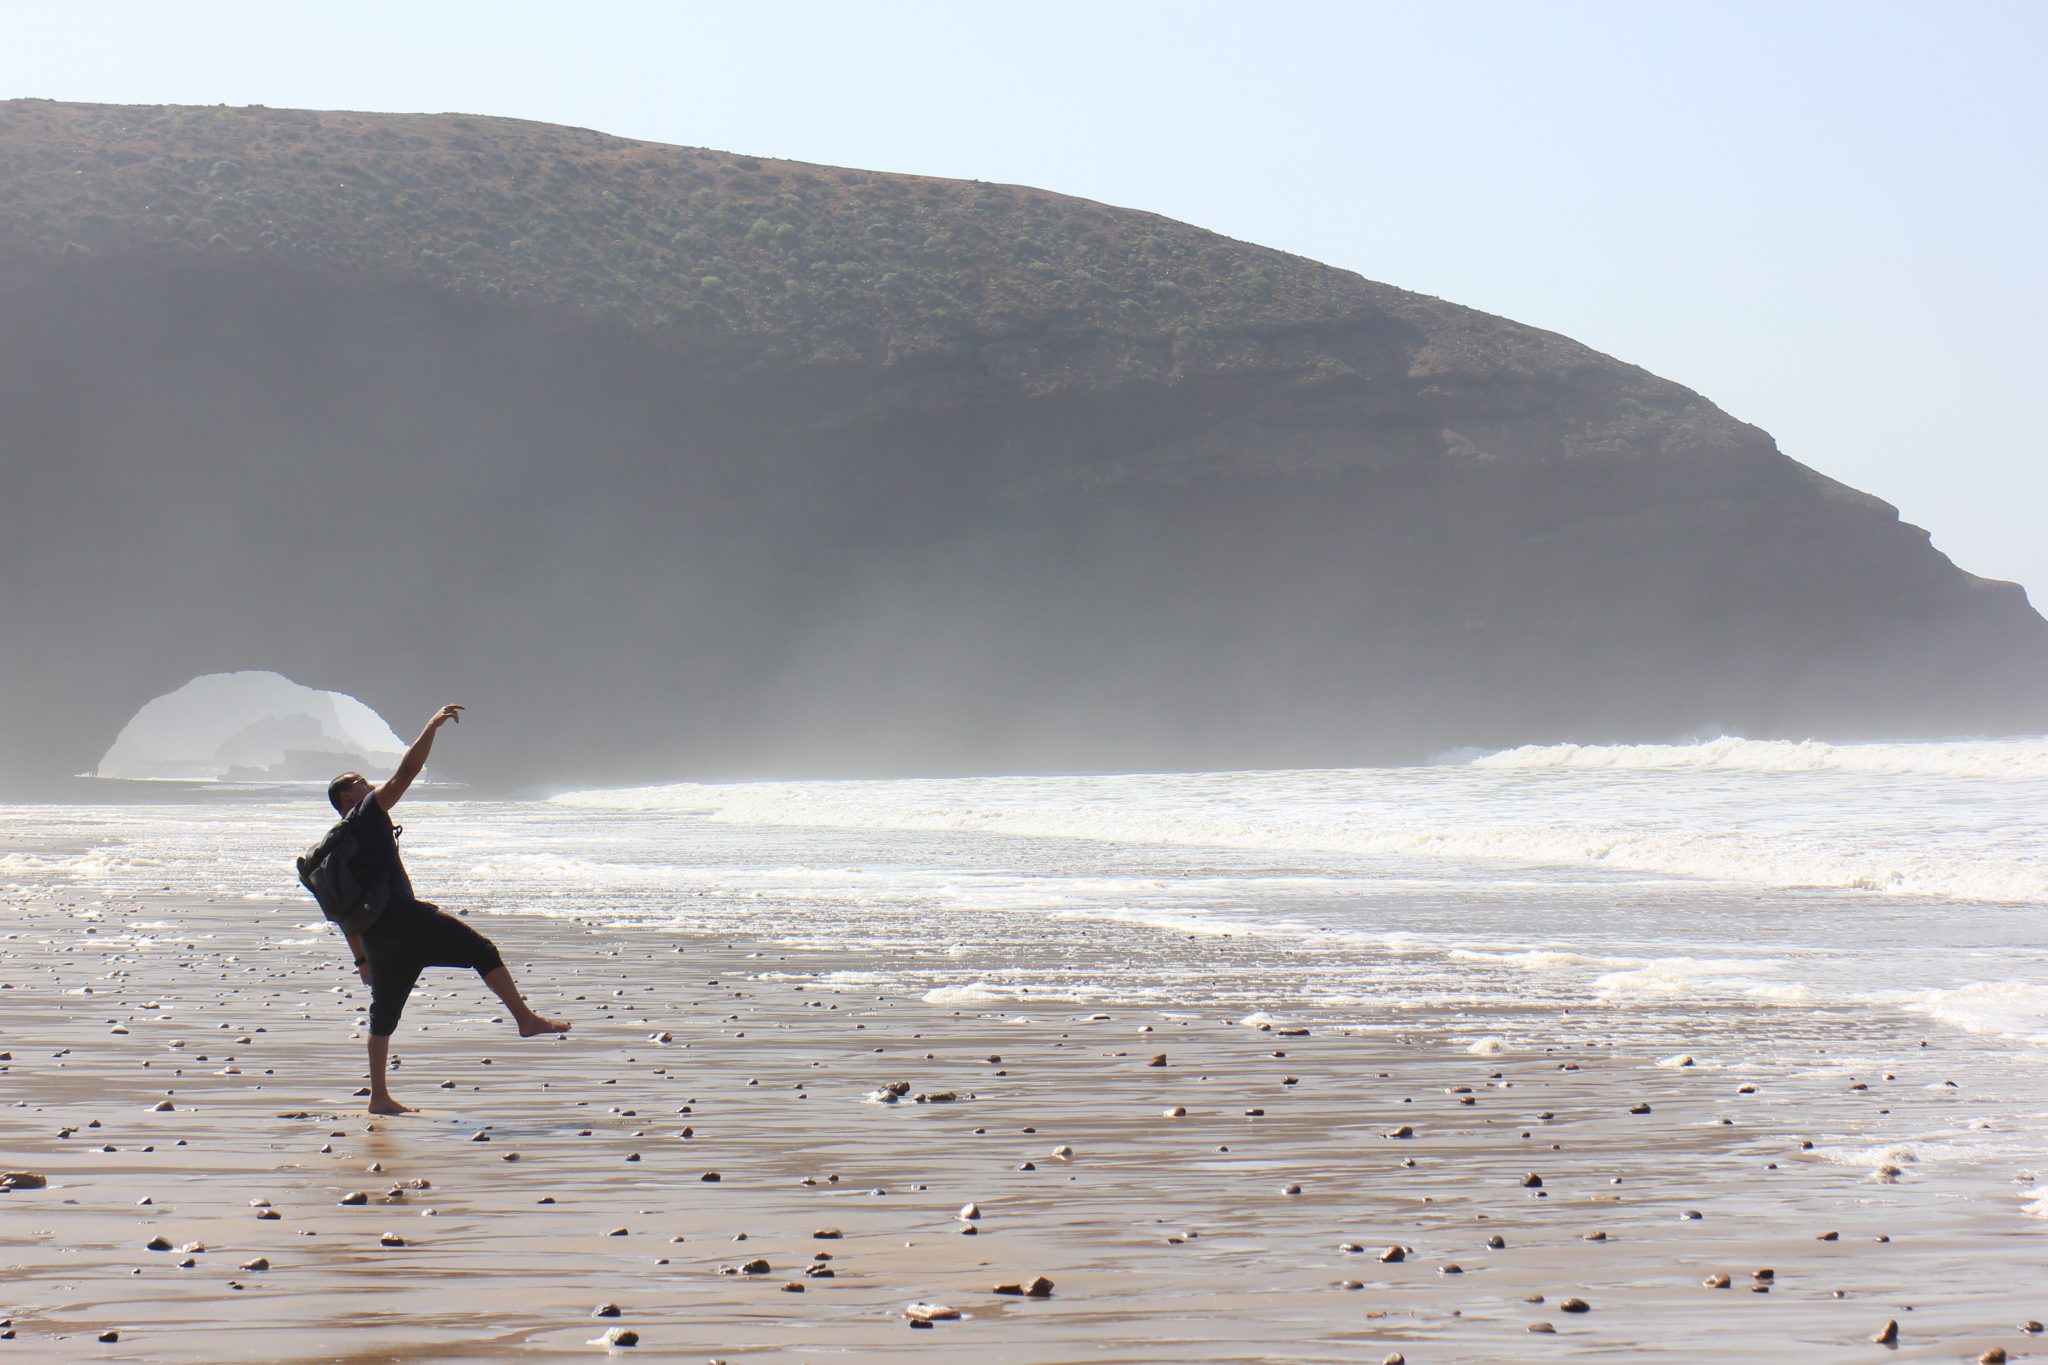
xmin=296 ymin=819 xmax=393 ymax=935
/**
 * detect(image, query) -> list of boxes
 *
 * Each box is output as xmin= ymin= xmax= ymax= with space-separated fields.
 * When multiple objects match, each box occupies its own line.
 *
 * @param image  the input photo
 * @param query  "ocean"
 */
xmin=7 ymin=734 xmax=2046 ymax=1219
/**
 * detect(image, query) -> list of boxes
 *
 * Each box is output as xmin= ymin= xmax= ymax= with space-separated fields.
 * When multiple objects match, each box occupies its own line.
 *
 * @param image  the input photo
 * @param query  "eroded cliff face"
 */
xmin=0 ymin=102 xmax=2040 ymax=788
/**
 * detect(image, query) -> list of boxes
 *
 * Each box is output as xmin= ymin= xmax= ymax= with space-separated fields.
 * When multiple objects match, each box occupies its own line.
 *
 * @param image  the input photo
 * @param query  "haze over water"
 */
xmin=10 ymin=734 xmax=2047 ymax=1222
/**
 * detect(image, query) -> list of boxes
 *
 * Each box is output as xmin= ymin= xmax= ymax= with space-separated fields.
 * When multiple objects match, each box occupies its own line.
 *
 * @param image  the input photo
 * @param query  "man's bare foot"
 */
xmin=367 ymin=1095 xmax=414 ymax=1115
xmin=517 ymin=1013 xmax=571 ymax=1037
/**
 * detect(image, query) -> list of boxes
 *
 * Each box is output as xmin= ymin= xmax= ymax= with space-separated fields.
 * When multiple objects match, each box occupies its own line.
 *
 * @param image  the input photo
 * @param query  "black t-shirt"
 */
xmin=345 ymin=793 xmax=415 ymax=909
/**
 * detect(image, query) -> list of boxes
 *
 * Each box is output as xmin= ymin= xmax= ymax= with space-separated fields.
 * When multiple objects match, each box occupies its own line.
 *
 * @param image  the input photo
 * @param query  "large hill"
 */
xmin=1 ymin=99 xmax=2041 ymax=789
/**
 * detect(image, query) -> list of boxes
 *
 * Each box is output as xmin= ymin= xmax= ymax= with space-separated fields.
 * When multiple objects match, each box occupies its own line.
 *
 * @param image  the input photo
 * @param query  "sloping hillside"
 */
xmin=0 ymin=100 xmax=2039 ymax=789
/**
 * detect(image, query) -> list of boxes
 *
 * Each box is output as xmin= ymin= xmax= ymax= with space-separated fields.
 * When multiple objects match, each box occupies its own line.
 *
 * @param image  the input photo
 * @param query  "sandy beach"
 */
xmin=4 ymin=863 xmax=2043 ymax=1363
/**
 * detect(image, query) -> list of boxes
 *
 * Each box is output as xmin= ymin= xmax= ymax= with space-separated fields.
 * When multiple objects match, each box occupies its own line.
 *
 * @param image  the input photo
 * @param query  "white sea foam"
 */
xmin=1449 ymin=948 xmax=1647 ymax=972
xmin=0 ymin=850 xmax=163 ymax=877
xmin=1900 ymin=981 xmax=2048 ymax=1047
xmin=1465 ymin=1036 xmax=1509 ymax=1055
xmin=1468 ymin=735 xmax=2048 ymax=780
xmin=555 ymin=750 xmax=2048 ymax=904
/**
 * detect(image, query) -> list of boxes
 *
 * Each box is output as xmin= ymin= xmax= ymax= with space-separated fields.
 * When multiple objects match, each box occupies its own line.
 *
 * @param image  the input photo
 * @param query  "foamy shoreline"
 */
xmin=4 ymin=872 xmax=2044 ymax=1361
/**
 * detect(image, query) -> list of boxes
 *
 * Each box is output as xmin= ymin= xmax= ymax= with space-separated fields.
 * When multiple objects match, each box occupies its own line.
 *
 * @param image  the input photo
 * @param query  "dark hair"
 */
xmin=328 ymin=772 xmax=365 ymax=815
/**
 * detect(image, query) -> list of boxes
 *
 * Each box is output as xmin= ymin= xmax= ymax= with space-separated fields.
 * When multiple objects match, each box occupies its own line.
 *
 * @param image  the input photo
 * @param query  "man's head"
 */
xmin=328 ymin=772 xmax=372 ymax=816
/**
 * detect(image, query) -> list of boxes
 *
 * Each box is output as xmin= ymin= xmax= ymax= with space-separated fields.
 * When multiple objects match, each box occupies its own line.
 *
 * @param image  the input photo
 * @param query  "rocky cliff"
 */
xmin=1 ymin=100 xmax=2040 ymax=789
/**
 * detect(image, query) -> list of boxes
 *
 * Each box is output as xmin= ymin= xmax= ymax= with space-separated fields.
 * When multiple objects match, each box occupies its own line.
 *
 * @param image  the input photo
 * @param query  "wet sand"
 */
xmin=3 ymin=879 xmax=2043 ymax=1362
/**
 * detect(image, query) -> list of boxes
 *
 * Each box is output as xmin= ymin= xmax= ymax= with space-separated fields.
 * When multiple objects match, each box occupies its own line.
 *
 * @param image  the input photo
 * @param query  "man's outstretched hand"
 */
xmin=375 ymin=705 xmax=468 ymax=810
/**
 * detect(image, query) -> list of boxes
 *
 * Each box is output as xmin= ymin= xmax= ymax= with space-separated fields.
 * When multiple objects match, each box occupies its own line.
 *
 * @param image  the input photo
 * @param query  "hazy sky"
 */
xmin=9 ymin=1 xmax=2043 ymax=601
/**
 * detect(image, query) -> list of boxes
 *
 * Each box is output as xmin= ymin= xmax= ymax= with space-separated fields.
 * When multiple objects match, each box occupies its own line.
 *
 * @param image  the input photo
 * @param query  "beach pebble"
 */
xmin=1817 ymin=1229 xmax=1838 ymax=1240
xmin=1521 ymin=1173 xmax=1543 ymax=1188
xmin=1148 ymin=1054 xmax=1167 ymax=1067
xmin=1560 ymin=1298 xmax=1590 ymax=1312
xmin=339 ymin=1191 xmax=368 ymax=1205
xmin=1979 ymin=1349 xmax=2006 ymax=1364
xmin=993 ymin=1282 xmax=1024 ymax=1294
xmin=1025 ymin=1275 xmax=1054 ymax=1298
xmin=1486 ymin=1234 xmax=1506 ymax=1249
xmin=593 ymin=1303 xmax=621 ymax=1318
xmin=1871 ymin=1320 xmax=1898 ymax=1344
xmin=239 ymin=1257 xmax=269 ymax=1271
xmin=256 ymin=1208 xmax=280 ymax=1220
xmin=740 ymin=1258 xmax=770 ymax=1274
xmin=1704 ymin=1272 xmax=1730 ymax=1288
xmin=1383 ymin=1355 xmax=1406 ymax=1364
xmin=594 ymin=1326 xmax=639 ymax=1347
xmin=700 ymin=1172 xmax=721 ymax=1182
xmin=1439 ymin=1263 xmax=1463 ymax=1275
xmin=99 ymin=1330 xmax=120 ymax=1343
xmin=1 ymin=1172 xmax=48 ymax=1190
xmin=2022 ymin=1320 xmax=2044 ymax=1334
xmin=1752 ymin=1268 xmax=1774 ymax=1282
xmin=1052 ymin=1144 xmax=1073 ymax=1159
xmin=145 ymin=1235 xmax=172 ymax=1251
xmin=1528 ymin=1321 xmax=1555 ymax=1334
xmin=1628 ymin=1103 xmax=1651 ymax=1114
xmin=379 ymin=1232 xmax=406 ymax=1247
xmin=906 ymin=1302 xmax=961 ymax=1320
xmin=812 ymin=1228 xmax=843 ymax=1239
xmin=1282 ymin=1183 xmax=1301 ymax=1196
xmin=150 ymin=1099 xmax=175 ymax=1112
xmin=1583 ymin=1231 xmax=1606 ymax=1241
xmin=959 ymin=1202 xmax=981 ymax=1220
xmin=780 ymin=1282 xmax=804 ymax=1293
xmin=1164 ymin=1106 xmax=1186 ymax=1117
xmin=1378 ymin=1246 xmax=1405 ymax=1264
xmin=1385 ymin=1125 xmax=1414 ymax=1139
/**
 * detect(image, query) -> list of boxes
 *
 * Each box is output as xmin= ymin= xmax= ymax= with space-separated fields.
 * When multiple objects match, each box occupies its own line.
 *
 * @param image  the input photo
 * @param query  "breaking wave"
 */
xmin=1467 ymin=735 xmax=2048 ymax=781
xmin=556 ymin=744 xmax=2048 ymax=904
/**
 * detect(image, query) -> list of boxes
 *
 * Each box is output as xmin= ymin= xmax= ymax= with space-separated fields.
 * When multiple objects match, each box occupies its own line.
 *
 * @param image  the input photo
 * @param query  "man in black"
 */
xmin=328 ymin=703 xmax=568 ymax=1114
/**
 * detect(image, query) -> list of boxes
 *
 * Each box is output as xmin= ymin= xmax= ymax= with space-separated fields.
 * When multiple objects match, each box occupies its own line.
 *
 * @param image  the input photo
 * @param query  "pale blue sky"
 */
xmin=9 ymin=1 xmax=2043 ymax=600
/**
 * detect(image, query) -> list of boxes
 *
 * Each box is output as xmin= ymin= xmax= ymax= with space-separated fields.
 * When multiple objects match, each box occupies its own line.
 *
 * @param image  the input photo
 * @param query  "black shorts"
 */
xmin=363 ymin=900 xmax=505 ymax=1037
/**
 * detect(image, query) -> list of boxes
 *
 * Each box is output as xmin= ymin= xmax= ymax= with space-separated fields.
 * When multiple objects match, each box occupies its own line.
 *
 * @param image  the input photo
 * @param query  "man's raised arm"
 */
xmin=376 ymin=704 xmax=465 ymax=810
